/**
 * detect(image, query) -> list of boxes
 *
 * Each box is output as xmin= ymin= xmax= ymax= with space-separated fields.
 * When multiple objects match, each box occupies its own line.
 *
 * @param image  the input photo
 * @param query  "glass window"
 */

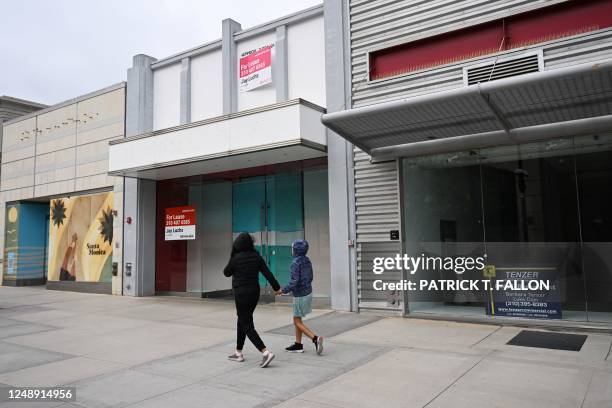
xmin=575 ymin=135 xmax=612 ymax=323
xmin=401 ymin=135 xmax=612 ymax=322
xmin=403 ymin=151 xmax=485 ymax=316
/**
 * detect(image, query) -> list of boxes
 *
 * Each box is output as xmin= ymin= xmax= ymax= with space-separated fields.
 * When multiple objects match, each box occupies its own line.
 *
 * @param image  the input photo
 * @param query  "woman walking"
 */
xmin=224 ymin=232 xmax=281 ymax=368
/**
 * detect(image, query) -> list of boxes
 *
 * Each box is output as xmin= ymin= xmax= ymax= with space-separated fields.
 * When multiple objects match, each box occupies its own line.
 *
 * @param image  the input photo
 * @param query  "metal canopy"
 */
xmin=321 ymin=60 xmax=612 ymax=161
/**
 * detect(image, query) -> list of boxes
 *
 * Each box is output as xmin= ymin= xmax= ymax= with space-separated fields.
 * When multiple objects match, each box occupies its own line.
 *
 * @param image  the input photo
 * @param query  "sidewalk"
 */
xmin=0 ymin=286 xmax=610 ymax=407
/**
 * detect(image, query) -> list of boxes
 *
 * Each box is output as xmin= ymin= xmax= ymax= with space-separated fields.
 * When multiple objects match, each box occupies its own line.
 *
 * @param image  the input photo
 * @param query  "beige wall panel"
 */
xmin=37 ymin=134 xmax=76 ymax=156
xmin=36 ymin=104 xmax=77 ymax=155
xmin=2 ymin=117 xmax=37 ymax=163
xmin=1 ymin=87 xmax=126 ymax=203
xmin=74 ymin=173 xmax=114 ymax=191
xmin=77 ymin=120 xmax=124 ymax=146
xmin=76 ymin=139 xmax=110 ymax=164
xmin=35 ymin=166 xmax=76 ymax=186
xmin=34 ymin=148 xmax=76 ymax=185
xmin=1 ymin=157 xmax=35 ymax=191
xmin=0 ymin=187 xmax=34 ymax=202
xmin=77 ymin=88 xmax=125 ymax=145
xmin=34 ymin=179 xmax=75 ymax=198
xmin=76 ymin=160 xmax=108 ymax=178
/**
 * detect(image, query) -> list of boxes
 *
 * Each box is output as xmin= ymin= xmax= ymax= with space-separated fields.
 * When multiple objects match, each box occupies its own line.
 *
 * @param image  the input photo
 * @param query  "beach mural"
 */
xmin=47 ymin=192 xmax=114 ymax=283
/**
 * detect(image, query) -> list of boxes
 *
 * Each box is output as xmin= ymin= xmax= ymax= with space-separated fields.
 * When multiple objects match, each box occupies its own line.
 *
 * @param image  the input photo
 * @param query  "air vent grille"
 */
xmin=466 ymin=54 xmax=541 ymax=85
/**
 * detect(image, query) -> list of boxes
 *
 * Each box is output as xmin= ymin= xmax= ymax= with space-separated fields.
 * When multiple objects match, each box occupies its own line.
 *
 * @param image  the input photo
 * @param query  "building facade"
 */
xmin=323 ymin=0 xmax=612 ymax=325
xmin=108 ymin=5 xmax=354 ymax=307
xmin=0 ymin=84 xmax=126 ymax=294
xmin=0 ymin=96 xmax=47 ymax=286
xmin=4 ymin=1 xmax=612 ymax=328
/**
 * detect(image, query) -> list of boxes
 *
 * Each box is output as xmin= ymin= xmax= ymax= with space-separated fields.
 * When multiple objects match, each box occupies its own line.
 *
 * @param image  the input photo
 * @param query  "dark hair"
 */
xmin=231 ymin=232 xmax=255 ymax=256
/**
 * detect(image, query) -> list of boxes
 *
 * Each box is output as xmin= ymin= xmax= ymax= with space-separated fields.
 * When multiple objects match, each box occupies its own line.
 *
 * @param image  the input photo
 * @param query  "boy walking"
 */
xmin=276 ymin=239 xmax=324 ymax=355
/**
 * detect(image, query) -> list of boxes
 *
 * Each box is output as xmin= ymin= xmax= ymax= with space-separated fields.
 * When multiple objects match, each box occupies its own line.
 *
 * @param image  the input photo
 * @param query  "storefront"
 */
xmin=400 ymin=134 xmax=612 ymax=323
xmin=153 ymin=160 xmax=329 ymax=299
xmin=0 ymin=84 xmax=125 ymax=294
xmin=109 ymin=5 xmax=341 ymax=305
xmin=322 ymin=0 xmax=612 ymax=325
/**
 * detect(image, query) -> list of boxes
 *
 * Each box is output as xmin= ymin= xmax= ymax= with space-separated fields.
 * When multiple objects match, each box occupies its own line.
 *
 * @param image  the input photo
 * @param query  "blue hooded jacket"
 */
xmin=282 ymin=240 xmax=313 ymax=297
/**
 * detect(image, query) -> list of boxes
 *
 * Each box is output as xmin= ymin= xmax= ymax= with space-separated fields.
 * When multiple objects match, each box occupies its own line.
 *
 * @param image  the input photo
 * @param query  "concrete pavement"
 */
xmin=0 ymin=286 xmax=611 ymax=407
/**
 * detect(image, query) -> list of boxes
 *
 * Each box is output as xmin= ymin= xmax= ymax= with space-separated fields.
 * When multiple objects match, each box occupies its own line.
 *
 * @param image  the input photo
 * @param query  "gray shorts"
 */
xmin=293 ymin=293 xmax=313 ymax=317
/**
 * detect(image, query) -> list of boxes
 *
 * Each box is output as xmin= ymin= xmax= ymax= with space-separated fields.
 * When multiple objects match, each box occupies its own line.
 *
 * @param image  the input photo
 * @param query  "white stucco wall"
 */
xmin=149 ymin=11 xmax=326 ymax=131
xmin=153 ymin=63 xmax=181 ymax=130
xmin=191 ymin=50 xmax=223 ymax=121
xmin=287 ymin=16 xmax=326 ymax=107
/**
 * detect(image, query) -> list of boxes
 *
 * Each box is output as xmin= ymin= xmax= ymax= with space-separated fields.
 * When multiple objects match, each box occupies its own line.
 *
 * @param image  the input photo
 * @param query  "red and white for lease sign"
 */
xmin=239 ymin=44 xmax=273 ymax=92
xmin=165 ymin=206 xmax=196 ymax=241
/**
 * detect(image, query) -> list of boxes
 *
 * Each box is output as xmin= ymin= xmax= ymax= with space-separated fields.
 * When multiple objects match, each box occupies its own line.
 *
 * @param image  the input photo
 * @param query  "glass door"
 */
xmin=232 ymin=173 xmax=304 ymax=291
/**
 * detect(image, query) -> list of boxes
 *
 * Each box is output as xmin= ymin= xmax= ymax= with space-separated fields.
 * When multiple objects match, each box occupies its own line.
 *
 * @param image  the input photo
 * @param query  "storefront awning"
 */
xmin=321 ymin=60 xmax=612 ymax=162
xmin=109 ymin=99 xmax=326 ymax=179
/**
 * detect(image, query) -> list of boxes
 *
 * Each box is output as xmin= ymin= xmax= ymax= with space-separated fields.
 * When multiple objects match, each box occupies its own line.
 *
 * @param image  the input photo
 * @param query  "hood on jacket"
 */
xmin=291 ymin=240 xmax=309 ymax=257
xmin=232 ymin=232 xmax=255 ymax=255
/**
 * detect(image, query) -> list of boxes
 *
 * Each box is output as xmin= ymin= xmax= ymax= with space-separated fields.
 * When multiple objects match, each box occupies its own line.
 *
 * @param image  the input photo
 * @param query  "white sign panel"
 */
xmin=165 ymin=206 xmax=196 ymax=240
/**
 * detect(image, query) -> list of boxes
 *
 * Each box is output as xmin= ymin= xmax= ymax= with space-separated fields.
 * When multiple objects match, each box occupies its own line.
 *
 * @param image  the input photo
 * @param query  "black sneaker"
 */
xmin=285 ymin=343 xmax=304 ymax=353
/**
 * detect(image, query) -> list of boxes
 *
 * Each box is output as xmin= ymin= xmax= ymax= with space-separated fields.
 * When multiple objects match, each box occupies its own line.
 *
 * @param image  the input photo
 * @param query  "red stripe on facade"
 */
xmin=369 ymin=0 xmax=612 ymax=81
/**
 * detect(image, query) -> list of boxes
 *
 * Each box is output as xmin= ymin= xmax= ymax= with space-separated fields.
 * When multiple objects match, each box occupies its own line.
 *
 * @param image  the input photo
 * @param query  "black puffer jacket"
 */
xmin=223 ymin=233 xmax=281 ymax=292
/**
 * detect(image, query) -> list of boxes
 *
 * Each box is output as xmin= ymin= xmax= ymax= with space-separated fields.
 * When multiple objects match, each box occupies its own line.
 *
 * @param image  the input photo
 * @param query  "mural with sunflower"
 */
xmin=47 ymin=192 xmax=114 ymax=283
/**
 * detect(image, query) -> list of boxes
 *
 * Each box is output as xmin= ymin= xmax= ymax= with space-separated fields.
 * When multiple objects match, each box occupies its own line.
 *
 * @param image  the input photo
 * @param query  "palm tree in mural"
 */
xmin=98 ymin=207 xmax=113 ymax=244
xmin=51 ymin=199 xmax=67 ymax=227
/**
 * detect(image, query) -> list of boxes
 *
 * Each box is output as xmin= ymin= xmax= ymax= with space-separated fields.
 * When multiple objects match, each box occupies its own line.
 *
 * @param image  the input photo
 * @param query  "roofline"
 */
xmin=3 ymin=82 xmax=126 ymax=126
xmin=151 ymin=3 xmax=323 ymax=69
xmin=109 ymin=98 xmax=325 ymax=145
xmin=0 ymin=95 xmax=47 ymax=109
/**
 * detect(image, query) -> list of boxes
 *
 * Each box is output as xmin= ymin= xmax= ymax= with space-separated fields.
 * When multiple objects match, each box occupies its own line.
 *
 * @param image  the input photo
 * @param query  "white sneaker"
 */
xmin=228 ymin=352 xmax=244 ymax=362
xmin=315 ymin=336 xmax=324 ymax=355
xmin=260 ymin=352 xmax=275 ymax=368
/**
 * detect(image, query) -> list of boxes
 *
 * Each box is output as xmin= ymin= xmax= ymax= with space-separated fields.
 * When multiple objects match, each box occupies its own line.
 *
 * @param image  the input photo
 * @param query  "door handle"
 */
xmin=260 ymin=203 xmax=265 ymax=258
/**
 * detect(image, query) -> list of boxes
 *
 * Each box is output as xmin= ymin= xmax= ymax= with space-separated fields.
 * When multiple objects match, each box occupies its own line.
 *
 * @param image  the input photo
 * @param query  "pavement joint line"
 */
xmin=606 ymin=338 xmax=612 ymax=361
xmin=470 ymin=324 xmax=503 ymax=347
xmin=64 ymin=354 xmax=132 ymax=373
xmin=269 ymin=346 xmax=396 ymax=402
xmin=5 ymin=294 xmax=162 ymax=311
xmin=98 ymin=335 xmax=391 ymax=408
xmin=322 ymin=336 xmax=493 ymax=358
xmin=272 ymin=397 xmax=345 ymax=408
xmin=200 ymin=344 xmax=394 ymax=408
xmin=65 ymin=360 xmax=201 ymax=398
xmin=117 ymin=374 xmax=209 ymax=408
xmin=422 ymin=349 xmax=493 ymax=408
xmin=0 ymin=339 xmax=76 ymax=362
xmin=126 ymin=330 xmax=386 ymax=373
xmin=485 ymin=349 xmax=612 ymax=371
xmin=579 ymin=368 xmax=597 ymax=408
xmin=127 ymin=345 xmax=221 ymax=372
xmin=0 ymin=325 xmax=63 ymax=341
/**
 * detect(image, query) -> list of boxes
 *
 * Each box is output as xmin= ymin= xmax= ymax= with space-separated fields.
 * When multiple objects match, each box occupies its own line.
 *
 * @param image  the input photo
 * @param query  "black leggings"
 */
xmin=234 ymin=289 xmax=266 ymax=351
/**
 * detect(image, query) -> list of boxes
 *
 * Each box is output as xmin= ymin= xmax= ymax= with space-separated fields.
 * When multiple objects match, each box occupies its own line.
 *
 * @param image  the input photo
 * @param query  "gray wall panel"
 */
xmin=304 ymin=168 xmax=331 ymax=298
xmin=325 ymin=0 xmax=356 ymax=311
